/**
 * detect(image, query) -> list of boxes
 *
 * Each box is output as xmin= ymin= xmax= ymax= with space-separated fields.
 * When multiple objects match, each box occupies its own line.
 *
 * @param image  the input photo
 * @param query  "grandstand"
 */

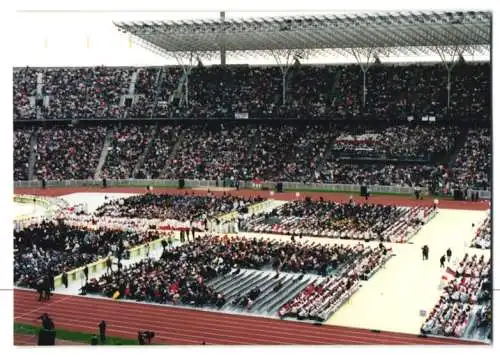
xmin=12 ymin=10 xmax=491 ymax=346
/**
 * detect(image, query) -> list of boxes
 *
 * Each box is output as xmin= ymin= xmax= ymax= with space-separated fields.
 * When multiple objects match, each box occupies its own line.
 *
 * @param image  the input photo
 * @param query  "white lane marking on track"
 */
xmin=14 ymin=295 xmax=71 ymax=320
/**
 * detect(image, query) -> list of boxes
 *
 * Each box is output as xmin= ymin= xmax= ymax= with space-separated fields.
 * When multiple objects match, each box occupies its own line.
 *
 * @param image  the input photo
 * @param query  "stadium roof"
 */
xmin=113 ymin=11 xmax=491 ymax=59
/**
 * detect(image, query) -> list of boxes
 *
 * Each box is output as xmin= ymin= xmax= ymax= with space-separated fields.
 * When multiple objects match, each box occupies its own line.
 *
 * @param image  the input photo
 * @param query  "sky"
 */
xmin=13 ymin=10 xmax=490 ymax=67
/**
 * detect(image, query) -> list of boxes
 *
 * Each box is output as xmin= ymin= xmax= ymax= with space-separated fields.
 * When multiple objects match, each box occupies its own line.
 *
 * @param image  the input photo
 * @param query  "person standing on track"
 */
xmin=446 ymin=248 xmax=452 ymax=262
xmin=440 ymin=254 xmax=446 ymax=268
xmin=98 ymin=320 xmax=106 ymax=343
xmin=37 ymin=279 xmax=44 ymax=301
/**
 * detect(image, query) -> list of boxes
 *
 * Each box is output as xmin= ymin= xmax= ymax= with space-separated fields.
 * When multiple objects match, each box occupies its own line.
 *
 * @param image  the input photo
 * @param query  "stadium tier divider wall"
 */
xmin=13 ymin=179 xmax=492 ymax=200
xmin=52 ymin=232 xmax=175 ymax=288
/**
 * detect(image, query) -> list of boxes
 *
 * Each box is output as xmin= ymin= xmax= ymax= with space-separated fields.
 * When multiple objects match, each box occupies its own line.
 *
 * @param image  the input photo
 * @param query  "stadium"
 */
xmin=12 ymin=10 xmax=492 ymax=346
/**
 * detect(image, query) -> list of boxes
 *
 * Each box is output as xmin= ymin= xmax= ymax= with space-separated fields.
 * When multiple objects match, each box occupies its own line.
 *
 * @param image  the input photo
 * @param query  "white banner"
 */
xmin=235 ymin=112 xmax=249 ymax=119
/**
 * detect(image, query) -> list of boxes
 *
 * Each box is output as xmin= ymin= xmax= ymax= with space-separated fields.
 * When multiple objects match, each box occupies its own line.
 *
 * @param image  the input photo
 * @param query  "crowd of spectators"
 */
xmin=331 ymin=125 xmax=460 ymax=161
xmin=421 ymin=253 xmax=491 ymax=338
xmin=470 ymin=215 xmax=491 ymax=250
xmin=278 ymin=244 xmax=389 ymax=321
xmin=13 ymin=62 xmax=490 ymax=121
xmin=41 ymin=67 xmax=131 ymax=119
xmin=14 ymin=220 xmax=159 ymax=289
xmin=163 ymin=124 xmax=256 ymax=180
xmin=102 ymin=125 xmax=156 ymax=179
xmin=14 ymin=121 xmax=491 ymax=194
xmin=94 ymin=192 xmax=264 ymax=222
xmin=246 ymin=125 xmax=339 ymax=183
xmin=139 ymin=125 xmax=180 ymax=179
xmin=14 ymin=129 xmax=32 ymax=180
xmin=13 ymin=67 xmax=38 ymax=120
xmin=127 ymin=67 xmax=183 ymax=118
xmin=34 ymin=126 xmax=106 ymax=180
xmin=241 ymin=199 xmax=427 ymax=242
xmin=450 ymin=128 xmax=491 ymax=190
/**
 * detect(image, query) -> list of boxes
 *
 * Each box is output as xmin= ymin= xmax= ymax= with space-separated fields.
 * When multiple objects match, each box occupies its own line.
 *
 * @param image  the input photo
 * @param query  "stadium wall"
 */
xmin=13 ymin=179 xmax=492 ymax=200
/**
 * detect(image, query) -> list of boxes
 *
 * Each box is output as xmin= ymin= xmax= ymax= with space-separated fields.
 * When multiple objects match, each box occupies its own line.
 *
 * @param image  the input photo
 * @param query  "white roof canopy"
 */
xmin=114 ymin=11 xmax=491 ymax=60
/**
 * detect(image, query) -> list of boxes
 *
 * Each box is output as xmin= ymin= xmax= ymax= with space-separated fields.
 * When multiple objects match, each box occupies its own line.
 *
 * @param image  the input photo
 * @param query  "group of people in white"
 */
xmin=241 ymin=200 xmax=433 ymax=243
xmin=278 ymin=244 xmax=390 ymax=321
xmin=470 ymin=214 xmax=491 ymax=249
xmin=421 ymin=254 xmax=491 ymax=338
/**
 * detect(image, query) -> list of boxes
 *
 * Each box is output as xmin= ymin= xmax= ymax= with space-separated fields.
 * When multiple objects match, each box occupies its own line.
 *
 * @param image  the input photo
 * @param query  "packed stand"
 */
xmin=278 ymin=244 xmax=390 ymax=321
xmin=14 ymin=220 xmax=159 ymax=289
xmin=13 ymin=63 xmax=490 ymax=120
xmin=13 ymin=67 xmax=38 ymax=120
xmin=241 ymin=198 xmax=429 ymax=242
xmin=266 ymin=125 xmax=339 ymax=183
xmin=470 ymin=215 xmax=491 ymax=249
xmin=317 ymin=161 xmax=450 ymax=188
xmin=94 ymin=192 xmax=264 ymax=222
xmin=163 ymin=124 xmax=256 ymax=180
xmin=421 ymin=253 xmax=491 ymax=338
xmin=330 ymin=125 xmax=460 ymax=161
xmin=168 ymin=63 xmax=490 ymax=120
xmin=102 ymin=125 xmax=156 ymax=179
xmin=41 ymin=67 xmax=131 ymax=119
xmin=247 ymin=125 xmax=301 ymax=181
xmin=139 ymin=125 xmax=180 ymax=179
xmin=34 ymin=126 xmax=106 ymax=180
xmin=14 ymin=129 xmax=32 ymax=180
xmin=450 ymin=128 xmax=491 ymax=190
xmin=127 ymin=67 xmax=183 ymax=118
xmin=174 ymin=66 xmax=283 ymax=119
xmin=446 ymin=63 xmax=491 ymax=121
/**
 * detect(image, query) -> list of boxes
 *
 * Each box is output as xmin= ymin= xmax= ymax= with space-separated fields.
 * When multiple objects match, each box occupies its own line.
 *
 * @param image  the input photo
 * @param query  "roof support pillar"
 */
xmin=220 ymin=12 xmax=226 ymax=66
xmin=172 ymin=52 xmax=197 ymax=107
xmin=271 ymin=49 xmax=294 ymax=106
xmin=351 ymin=48 xmax=376 ymax=108
xmin=434 ymin=46 xmax=463 ymax=109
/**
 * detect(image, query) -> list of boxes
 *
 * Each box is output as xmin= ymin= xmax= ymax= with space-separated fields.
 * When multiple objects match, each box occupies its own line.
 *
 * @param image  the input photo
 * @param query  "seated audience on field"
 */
xmin=421 ymin=253 xmax=492 ymax=338
xmin=89 ymin=235 xmax=387 ymax=311
xmin=13 ymin=220 xmax=159 ymax=289
xmin=474 ymin=301 xmax=492 ymax=332
xmin=14 ymin=129 xmax=32 ymax=180
xmin=278 ymin=245 xmax=389 ymax=321
xmin=470 ymin=215 xmax=491 ymax=249
xmin=101 ymin=125 xmax=156 ymax=179
xmin=94 ymin=192 xmax=264 ymax=221
xmin=34 ymin=126 xmax=106 ymax=180
xmin=241 ymin=199 xmax=428 ymax=242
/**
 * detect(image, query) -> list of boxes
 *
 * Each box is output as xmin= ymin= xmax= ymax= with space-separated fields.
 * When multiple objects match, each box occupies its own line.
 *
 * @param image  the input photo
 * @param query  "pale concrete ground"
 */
xmin=325 ymin=209 xmax=489 ymax=334
xmin=14 ymin=202 xmax=48 ymax=220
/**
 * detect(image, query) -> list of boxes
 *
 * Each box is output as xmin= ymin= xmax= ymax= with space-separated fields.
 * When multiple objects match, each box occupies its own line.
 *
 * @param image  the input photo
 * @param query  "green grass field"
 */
xmin=14 ymin=322 xmax=140 ymax=345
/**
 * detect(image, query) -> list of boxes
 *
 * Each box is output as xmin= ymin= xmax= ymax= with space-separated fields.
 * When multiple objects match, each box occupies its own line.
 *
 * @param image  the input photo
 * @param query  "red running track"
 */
xmin=14 ymin=289 xmax=484 ymax=345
